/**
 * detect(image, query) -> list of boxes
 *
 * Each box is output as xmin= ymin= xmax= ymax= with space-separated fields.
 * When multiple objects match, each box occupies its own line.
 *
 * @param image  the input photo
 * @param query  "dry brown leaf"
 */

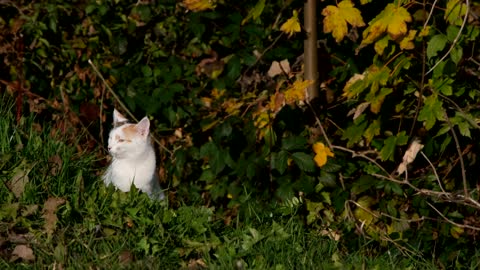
xmin=7 ymin=159 xmax=35 ymax=198
xmin=42 ymin=197 xmax=66 ymax=235
xmin=11 ymin=244 xmax=35 ymax=262
xmin=267 ymin=59 xmax=291 ymax=78
xmin=396 ymin=139 xmax=424 ymax=175
xmin=48 ymin=155 xmax=63 ymax=176
xmin=118 ymin=250 xmax=134 ymax=265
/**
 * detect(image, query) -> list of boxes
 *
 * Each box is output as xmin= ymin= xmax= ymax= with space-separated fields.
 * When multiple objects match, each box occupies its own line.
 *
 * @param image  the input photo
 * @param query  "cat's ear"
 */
xmin=113 ymin=109 xmax=128 ymax=127
xmin=136 ymin=117 xmax=150 ymax=137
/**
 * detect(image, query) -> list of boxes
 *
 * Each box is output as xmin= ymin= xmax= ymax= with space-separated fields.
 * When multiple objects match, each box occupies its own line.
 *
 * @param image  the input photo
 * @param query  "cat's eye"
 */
xmin=118 ymin=139 xmax=125 ymax=143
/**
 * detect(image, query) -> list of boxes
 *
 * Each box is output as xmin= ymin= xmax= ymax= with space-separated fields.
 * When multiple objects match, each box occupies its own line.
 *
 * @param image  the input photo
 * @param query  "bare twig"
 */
xmin=307 ymin=102 xmax=333 ymax=150
xmin=88 ymin=59 xmax=174 ymax=157
xmin=427 ymin=202 xmax=480 ymax=231
xmin=425 ymin=0 xmax=470 ymax=75
xmin=444 ymin=111 xmax=468 ymax=197
xmin=420 ymin=151 xmax=445 ymax=193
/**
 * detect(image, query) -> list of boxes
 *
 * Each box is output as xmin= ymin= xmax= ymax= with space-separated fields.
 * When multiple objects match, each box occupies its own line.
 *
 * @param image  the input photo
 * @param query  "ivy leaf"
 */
xmin=399 ymin=30 xmax=417 ymax=50
xmin=291 ymin=152 xmax=316 ymax=172
xmin=426 ymin=34 xmax=448 ymax=59
xmin=280 ymin=10 xmax=301 ymax=37
xmin=361 ymin=3 xmax=412 ymax=46
xmin=418 ymin=95 xmax=445 ymax=130
xmin=242 ymin=0 xmax=265 ymax=25
xmin=380 ymin=131 xmax=408 ymax=161
xmin=283 ymin=79 xmax=313 ymax=105
xmin=342 ymin=118 xmax=368 ymax=147
xmin=363 ymin=119 xmax=381 ymax=145
xmin=374 ymin=36 xmax=390 ymax=55
xmin=445 ymin=0 xmax=467 ymax=26
xmin=322 ymin=0 xmax=365 ymax=43
xmin=365 ymin=87 xmax=392 ymax=113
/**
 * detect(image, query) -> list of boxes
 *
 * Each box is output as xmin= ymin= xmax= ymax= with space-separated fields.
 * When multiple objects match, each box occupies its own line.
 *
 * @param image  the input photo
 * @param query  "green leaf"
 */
xmin=242 ymin=0 xmax=265 ymax=25
xmin=281 ymin=136 xmax=307 ymax=151
xmin=342 ymin=119 xmax=368 ymax=147
xmin=418 ymin=95 xmax=445 ymax=130
xmin=291 ymin=152 xmax=316 ymax=172
xmin=427 ymin=34 xmax=448 ymax=59
xmin=379 ymin=131 xmax=408 ymax=161
xmin=450 ymin=46 xmax=463 ymax=65
xmin=352 ymin=175 xmax=376 ymax=195
xmin=271 ymin=150 xmax=289 ymax=174
xmin=380 ymin=136 xmax=397 ymax=161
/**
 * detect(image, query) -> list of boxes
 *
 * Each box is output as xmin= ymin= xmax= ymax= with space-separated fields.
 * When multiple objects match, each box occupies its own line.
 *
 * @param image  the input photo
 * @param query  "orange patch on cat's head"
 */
xmin=121 ymin=124 xmax=139 ymax=140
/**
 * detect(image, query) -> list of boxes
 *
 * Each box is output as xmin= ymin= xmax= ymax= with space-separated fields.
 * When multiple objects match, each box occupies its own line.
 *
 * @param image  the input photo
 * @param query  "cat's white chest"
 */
xmin=105 ymin=156 xmax=155 ymax=193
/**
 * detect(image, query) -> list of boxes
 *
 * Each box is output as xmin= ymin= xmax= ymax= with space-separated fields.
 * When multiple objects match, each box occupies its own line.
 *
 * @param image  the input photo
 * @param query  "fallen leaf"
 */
xmin=48 ymin=155 xmax=63 ymax=176
xmin=11 ymin=245 xmax=35 ymax=262
xmin=119 ymin=250 xmax=134 ymax=265
xmin=43 ymin=197 xmax=66 ymax=235
xmin=322 ymin=0 xmax=365 ymax=43
xmin=7 ymin=159 xmax=35 ymax=198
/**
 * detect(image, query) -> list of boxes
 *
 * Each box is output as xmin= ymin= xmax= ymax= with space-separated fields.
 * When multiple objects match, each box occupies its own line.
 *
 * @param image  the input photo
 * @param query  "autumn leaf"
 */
xmin=445 ymin=0 xmax=467 ymax=26
xmin=267 ymin=59 xmax=290 ymax=77
xmin=280 ymin=10 xmax=301 ymax=37
xmin=43 ymin=197 xmax=66 ymax=236
xmin=313 ymin=142 xmax=334 ymax=167
xmin=399 ymin=30 xmax=417 ymax=50
xmin=361 ymin=3 xmax=412 ymax=47
xmin=396 ymin=139 xmax=424 ymax=175
xmin=284 ymin=79 xmax=313 ymax=104
xmin=12 ymin=245 xmax=35 ymax=262
xmin=322 ymin=0 xmax=365 ymax=43
xmin=183 ymin=0 xmax=215 ymax=12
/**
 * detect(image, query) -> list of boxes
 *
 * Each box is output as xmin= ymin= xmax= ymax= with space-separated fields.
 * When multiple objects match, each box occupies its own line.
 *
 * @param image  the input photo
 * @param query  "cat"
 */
xmin=102 ymin=109 xmax=165 ymax=200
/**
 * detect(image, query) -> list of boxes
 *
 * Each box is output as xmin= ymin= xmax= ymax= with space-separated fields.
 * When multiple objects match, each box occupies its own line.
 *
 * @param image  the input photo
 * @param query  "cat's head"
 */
xmin=107 ymin=109 xmax=151 ymax=159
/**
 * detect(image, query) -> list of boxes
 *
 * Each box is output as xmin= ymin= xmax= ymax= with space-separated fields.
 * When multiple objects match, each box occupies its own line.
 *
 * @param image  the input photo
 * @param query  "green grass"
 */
xmin=0 ymin=98 xmax=442 ymax=269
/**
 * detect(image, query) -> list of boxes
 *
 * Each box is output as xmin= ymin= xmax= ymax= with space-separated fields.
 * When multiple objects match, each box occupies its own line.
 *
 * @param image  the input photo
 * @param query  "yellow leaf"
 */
xmin=280 ymin=10 xmax=301 ymax=37
xmin=399 ymin=30 xmax=417 ymax=50
xmin=284 ymin=80 xmax=313 ymax=104
xmin=313 ymin=142 xmax=334 ymax=167
xmin=374 ymin=36 xmax=390 ymax=55
xmin=322 ymin=0 xmax=365 ymax=43
xmin=419 ymin=26 xmax=430 ymax=37
xmin=183 ymin=0 xmax=215 ymax=12
xmin=361 ymin=3 xmax=412 ymax=46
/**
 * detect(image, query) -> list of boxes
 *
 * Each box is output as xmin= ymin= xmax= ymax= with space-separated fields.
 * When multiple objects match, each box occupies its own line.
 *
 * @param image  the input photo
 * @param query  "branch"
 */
xmin=425 ymin=0 xmax=470 ymax=75
xmin=88 ymin=59 xmax=174 ymax=157
xmin=444 ymin=111 xmax=468 ymax=197
xmin=427 ymin=202 xmax=480 ymax=231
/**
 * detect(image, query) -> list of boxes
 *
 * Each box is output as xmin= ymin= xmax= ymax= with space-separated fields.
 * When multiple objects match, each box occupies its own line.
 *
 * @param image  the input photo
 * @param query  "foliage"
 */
xmin=2 ymin=0 xmax=480 ymax=267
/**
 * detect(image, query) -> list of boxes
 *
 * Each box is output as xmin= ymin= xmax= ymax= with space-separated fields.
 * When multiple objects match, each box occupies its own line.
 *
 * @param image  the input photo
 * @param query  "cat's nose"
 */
xmin=108 ymin=146 xmax=112 ymax=151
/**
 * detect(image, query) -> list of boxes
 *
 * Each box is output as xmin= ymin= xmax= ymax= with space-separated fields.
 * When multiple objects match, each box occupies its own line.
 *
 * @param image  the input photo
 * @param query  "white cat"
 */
xmin=102 ymin=109 xmax=165 ymax=200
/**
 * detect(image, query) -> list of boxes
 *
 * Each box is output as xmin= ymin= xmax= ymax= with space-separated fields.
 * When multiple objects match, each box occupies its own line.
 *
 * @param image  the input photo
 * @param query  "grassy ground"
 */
xmin=0 ymin=98 xmax=440 ymax=269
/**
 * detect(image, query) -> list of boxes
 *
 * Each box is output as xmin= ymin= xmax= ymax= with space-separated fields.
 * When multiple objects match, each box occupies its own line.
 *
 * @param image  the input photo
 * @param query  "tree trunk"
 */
xmin=304 ymin=0 xmax=318 ymax=101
